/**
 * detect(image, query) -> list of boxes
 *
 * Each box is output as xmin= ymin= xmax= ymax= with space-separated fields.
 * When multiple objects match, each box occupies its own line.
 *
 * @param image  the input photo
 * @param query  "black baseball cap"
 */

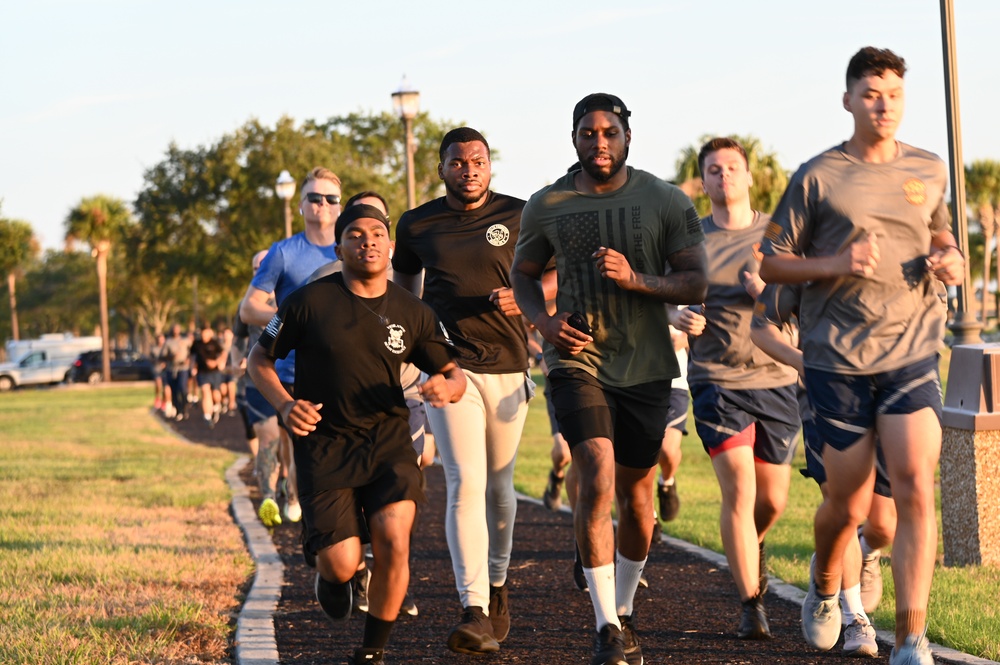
xmin=334 ymin=204 xmax=391 ymax=243
xmin=572 ymin=93 xmax=631 ymax=131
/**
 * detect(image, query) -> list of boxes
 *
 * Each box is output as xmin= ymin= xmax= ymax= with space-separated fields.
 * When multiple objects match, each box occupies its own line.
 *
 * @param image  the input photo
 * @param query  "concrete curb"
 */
xmin=226 ymin=456 xmax=283 ymax=665
xmin=516 ymin=492 xmax=999 ymax=665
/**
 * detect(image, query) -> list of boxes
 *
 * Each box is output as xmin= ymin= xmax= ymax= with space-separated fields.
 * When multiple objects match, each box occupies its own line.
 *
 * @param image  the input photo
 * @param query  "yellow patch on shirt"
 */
xmin=752 ymin=242 xmax=763 ymax=262
xmin=903 ymin=178 xmax=927 ymax=205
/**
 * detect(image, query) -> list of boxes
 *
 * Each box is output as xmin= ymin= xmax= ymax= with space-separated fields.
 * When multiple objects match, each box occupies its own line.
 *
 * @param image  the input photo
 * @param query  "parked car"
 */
xmin=0 ymin=334 xmax=104 ymax=391
xmin=69 ymin=350 xmax=156 ymax=384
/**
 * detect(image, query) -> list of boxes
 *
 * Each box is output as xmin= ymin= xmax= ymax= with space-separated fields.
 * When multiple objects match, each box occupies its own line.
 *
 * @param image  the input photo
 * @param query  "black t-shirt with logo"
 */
xmin=257 ymin=274 xmax=456 ymax=494
xmin=392 ymin=191 xmax=528 ymax=374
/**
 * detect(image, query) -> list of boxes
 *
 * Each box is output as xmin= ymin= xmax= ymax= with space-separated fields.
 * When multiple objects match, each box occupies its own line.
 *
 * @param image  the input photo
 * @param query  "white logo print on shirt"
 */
xmin=385 ymin=324 xmax=406 ymax=355
xmin=486 ymin=224 xmax=509 ymax=247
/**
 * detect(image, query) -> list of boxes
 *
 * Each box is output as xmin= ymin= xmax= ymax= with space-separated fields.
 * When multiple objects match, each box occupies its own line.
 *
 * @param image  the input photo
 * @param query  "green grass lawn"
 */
xmin=514 ymin=354 xmax=1000 ymax=661
xmin=0 ymin=386 xmax=252 ymax=665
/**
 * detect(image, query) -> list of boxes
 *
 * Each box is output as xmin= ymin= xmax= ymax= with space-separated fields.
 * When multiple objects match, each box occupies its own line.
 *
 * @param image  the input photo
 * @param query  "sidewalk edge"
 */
xmin=226 ymin=456 xmax=283 ymax=665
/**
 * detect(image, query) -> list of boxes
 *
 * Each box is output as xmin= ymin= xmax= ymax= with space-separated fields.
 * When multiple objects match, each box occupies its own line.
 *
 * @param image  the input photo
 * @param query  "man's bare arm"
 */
xmin=240 ymin=285 xmax=277 ymax=327
xmin=594 ymin=243 xmax=708 ymax=305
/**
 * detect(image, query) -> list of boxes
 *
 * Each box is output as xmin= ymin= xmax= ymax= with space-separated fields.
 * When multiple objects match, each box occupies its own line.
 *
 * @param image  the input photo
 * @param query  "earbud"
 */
xmin=298 ymin=208 xmax=303 ymax=215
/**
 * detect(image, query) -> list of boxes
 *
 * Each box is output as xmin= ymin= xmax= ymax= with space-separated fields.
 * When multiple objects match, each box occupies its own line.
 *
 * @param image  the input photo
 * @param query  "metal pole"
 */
xmin=404 ymin=116 xmax=416 ymax=211
xmin=283 ymin=199 xmax=293 ymax=239
xmin=941 ymin=0 xmax=981 ymax=345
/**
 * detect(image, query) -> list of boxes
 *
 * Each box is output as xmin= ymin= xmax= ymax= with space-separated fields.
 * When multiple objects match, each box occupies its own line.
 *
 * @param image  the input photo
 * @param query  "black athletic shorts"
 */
xmin=300 ymin=458 xmax=424 ymax=557
xmin=547 ymin=367 xmax=671 ymax=469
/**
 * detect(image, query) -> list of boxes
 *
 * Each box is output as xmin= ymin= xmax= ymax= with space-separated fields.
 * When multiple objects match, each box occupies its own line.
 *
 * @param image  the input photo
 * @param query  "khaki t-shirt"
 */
xmin=759 ymin=143 xmax=950 ymax=374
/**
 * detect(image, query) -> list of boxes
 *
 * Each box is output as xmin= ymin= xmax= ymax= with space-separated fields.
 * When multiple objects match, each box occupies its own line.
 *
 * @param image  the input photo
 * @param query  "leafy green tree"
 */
xmin=12 ymin=250 xmax=97 ymax=339
xmin=672 ymin=134 xmax=788 ymax=217
xmin=0 ymin=210 xmax=39 ymax=342
xmin=66 ymin=196 xmax=135 ymax=381
xmin=132 ymin=112 xmax=458 ymax=319
xmin=965 ymin=160 xmax=1000 ymax=323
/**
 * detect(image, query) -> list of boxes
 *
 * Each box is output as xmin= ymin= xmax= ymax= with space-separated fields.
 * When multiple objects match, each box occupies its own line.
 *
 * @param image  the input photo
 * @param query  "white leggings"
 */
xmin=427 ymin=369 xmax=531 ymax=611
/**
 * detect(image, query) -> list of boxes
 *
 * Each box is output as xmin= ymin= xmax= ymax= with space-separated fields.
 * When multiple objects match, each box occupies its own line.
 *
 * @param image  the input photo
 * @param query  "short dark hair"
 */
xmin=846 ymin=47 xmax=907 ymax=91
xmin=697 ymin=137 xmax=748 ymax=177
xmin=439 ymin=127 xmax=490 ymax=162
xmin=345 ymin=190 xmax=389 ymax=217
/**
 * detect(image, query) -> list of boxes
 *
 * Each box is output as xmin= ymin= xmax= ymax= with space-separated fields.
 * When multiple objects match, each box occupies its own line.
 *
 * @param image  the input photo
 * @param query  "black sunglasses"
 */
xmin=305 ymin=192 xmax=341 ymax=205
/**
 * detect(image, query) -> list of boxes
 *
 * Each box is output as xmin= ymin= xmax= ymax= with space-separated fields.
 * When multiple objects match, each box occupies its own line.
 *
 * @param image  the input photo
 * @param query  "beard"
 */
xmin=444 ymin=179 xmax=490 ymax=205
xmin=578 ymin=146 xmax=627 ymax=183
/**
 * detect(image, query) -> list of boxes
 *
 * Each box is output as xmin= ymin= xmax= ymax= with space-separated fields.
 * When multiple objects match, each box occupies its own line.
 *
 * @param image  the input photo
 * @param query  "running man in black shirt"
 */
xmin=392 ymin=127 xmax=532 ymax=654
xmin=249 ymin=204 xmax=466 ymax=665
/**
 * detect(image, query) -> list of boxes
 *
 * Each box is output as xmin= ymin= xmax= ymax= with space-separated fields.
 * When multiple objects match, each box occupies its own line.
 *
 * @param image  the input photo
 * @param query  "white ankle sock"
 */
xmin=583 ymin=563 xmax=620 ymax=631
xmin=614 ymin=551 xmax=647 ymax=617
xmin=840 ymin=584 xmax=869 ymax=625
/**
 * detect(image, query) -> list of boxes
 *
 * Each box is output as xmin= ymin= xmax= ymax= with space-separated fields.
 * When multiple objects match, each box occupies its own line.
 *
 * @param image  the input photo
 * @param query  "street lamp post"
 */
xmin=392 ymin=77 xmax=420 ymax=212
xmin=940 ymin=0 xmax=981 ymax=345
xmin=275 ymin=170 xmax=296 ymax=239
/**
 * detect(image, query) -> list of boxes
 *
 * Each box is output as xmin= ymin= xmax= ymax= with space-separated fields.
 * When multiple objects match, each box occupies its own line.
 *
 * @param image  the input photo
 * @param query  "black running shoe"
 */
xmin=489 ymin=582 xmax=510 ymax=642
xmin=591 ymin=623 xmax=628 ymax=665
xmin=543 ymin=469 xmax=565 ymax=511
xmin=574 ymin=544 xmax=589 ymax=592
xmin=736 ymin=593 xmax=772 ymax=640
xmin=399 ymin=592 xmax=418 ymax=617
xmin=619 ymin=614 xmax=644 ymax=665
xmin=314 ymin=573 xmax=352 ymax=621
xmin=657 ymin=480 xmax=680 ymax=522
xmin=446 ymin=606 xmax=499 ymax=655
xmin=348 ymin=647 xmax=384 ymax=664
xmin=353 ymin=565 xmax=370 ymax=614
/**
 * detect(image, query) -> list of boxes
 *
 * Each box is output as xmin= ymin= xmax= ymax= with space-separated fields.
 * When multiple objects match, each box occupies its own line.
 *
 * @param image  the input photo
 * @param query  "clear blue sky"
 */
xmin=2 ymin=0 xmax=998 ymax=250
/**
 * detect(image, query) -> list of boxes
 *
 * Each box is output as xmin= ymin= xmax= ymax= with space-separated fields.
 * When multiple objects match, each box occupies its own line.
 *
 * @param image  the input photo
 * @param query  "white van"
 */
xmin=0 ymin=334 xmax=103 ymax=391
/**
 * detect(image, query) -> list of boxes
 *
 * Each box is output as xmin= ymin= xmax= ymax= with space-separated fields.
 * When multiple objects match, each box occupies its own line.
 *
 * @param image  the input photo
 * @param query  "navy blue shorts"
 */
xmin=804 ymin=354 xmax=942 ymax=453
xmin=666 ymin=387 xmax=689 ymax=435
xmin=196 ymin=369 xmax=223 ymax=391
xmin=547 ymin=367 xmax=672 ymax=469
xmin=801 ymin=416 xmax=892 ymax=498
xmin=245 ymin=385 xmax=278 ymax=426
xmin=690 ymin=382 xmax=800 ymax=465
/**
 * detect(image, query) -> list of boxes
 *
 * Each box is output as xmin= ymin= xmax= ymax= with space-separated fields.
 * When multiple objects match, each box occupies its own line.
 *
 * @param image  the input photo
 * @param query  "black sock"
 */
xmin=363 ymin=613 xmax=395 ymax=650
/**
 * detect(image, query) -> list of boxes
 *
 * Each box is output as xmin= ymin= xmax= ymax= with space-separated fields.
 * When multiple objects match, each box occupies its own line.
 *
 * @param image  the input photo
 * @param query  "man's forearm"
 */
xmin=510 ymin=269 xmax=547 ymax=325
xmin=632 ymin=269 xmax=707 ymax=305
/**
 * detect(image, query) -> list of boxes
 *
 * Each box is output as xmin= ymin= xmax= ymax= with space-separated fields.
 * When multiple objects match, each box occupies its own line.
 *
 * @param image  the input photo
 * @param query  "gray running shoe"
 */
xmin=352 ymin=565 xmax=370 ymax=614
xmin=889 ymin=631 xmax=933 ymax=665
xmin=843 ymin=616 xmax=878 ymax=657
xmin=801 ymin=554 xmax=841 ymax=651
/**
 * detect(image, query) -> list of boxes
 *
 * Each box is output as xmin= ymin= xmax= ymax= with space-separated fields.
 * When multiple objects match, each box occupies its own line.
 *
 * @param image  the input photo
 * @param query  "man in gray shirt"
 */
xmin=759 ymin=47 xmax=964 ymax=665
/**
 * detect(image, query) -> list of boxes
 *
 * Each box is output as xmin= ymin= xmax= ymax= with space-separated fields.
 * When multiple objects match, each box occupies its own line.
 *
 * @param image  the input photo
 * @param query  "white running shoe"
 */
xmin=843 ymin=616 xmax=878 ymax=657
xmin=889 ymin=631 xmax=933 ymax=665
xmin=801 ymin=554 xmax=841 ymax=651
xmin=284 ymin=498 xmax=302 ymax=523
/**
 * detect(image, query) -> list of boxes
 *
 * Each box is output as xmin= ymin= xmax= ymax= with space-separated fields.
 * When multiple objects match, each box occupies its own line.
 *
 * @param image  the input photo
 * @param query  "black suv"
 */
xmin=69 ymin=349 xmax=155 ymax=384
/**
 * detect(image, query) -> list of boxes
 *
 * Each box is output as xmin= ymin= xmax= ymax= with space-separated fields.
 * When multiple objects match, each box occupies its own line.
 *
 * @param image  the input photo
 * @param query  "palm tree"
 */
xmin=66 ymin=196 xmax=134 ymax=382
xmin=0 ymin=214 xmax=38 ymax=344
xmin=965 ymin=160 xmax=1000 ymax=323
xmin=672 ymin=134 xmax=789 ymax=217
